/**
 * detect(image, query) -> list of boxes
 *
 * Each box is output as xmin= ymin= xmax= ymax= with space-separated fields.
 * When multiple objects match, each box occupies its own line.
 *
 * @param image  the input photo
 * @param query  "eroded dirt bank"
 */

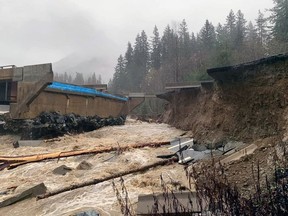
xmin=161 ymin=58 xmax=288 ymax=144
xmin=0 ymin=119 xmax=187 ymax=215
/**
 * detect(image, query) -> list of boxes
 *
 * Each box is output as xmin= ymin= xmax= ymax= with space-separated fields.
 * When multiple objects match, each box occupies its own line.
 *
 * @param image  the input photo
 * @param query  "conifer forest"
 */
xmin=110 ymin=0 xmax=288 ymax=94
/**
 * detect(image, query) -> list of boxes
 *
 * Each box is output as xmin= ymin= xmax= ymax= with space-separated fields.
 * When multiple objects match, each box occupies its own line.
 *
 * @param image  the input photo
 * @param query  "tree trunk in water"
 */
xmin=37 ymin=157 xmax=178 ymax=200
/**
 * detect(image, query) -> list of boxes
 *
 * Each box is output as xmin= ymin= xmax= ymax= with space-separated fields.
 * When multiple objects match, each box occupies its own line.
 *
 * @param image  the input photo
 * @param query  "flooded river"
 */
xmin=0 ymin=119 xmax=188 ymax=215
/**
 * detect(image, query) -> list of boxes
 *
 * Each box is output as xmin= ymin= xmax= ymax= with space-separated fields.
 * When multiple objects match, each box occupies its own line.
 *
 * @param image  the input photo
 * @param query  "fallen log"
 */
xmin=37 ymin=157 xmax=178 ymax=200
xmin=0 ymin=141 xmax=170 ymax=170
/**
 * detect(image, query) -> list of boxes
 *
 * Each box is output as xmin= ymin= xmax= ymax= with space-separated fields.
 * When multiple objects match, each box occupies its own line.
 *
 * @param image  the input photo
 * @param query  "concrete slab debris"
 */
xmin=136 ymin=191 xmax=206 ymax=215
xmin=219 ymin=144 xmax=258 ymax=165
xmin=157 ymin=145 xmax=188 ymax=159
xmin=192 ymin=144 xmax=207 ymax=151
xmin=223 ymin=141 xmax=245 ymax=152
xmin=168 ymin=138 xmax=194 ymax=152
xmin=52 ymin=165 xmax=73 ymax=175
xmin=0 ymin=183 xmax=47 ymax=208
xmin=178 ymin=149 xmax=210 ymax=164
xmin=71 ymin=209 xmax=100 ymax=216
xmin=76 ymin=161 xmax=93 ymax=170
xmin=164 ymin=138 xmax=216 ymax=164
xmin=13 ymin=140 xmax=43 ymax=148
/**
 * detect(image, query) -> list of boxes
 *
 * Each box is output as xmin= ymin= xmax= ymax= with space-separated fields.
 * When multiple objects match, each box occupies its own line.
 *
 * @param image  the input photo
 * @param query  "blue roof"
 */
xmin=47 ymin=82 xmax=128 ymax=102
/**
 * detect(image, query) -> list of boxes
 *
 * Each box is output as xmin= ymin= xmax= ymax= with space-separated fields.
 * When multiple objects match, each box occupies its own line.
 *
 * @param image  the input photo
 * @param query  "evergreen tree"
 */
xmin=196 ymin=20 xmax=217 ymax=78
xmin=161 ymin=25 xmax=174 ymax=63
xmin=150 ymin=26 xmax=161 ymax=70
xmin=140 ymin=30 xmax=150 ymax=69
xmin=130 ymin=31 xmax=150 ymax=90
xmin=112 ymin=55 xmax=126 ymax=92
xmin=199 ymin=20 xmax=216 ymax=50
xmin=178 ymin=19 xmax=191 ymax=59
xmin=91 ymin=73 xmax=97 ymax=84
xmin=124 ymin=42 xmax=134 ymax=90
xmin=58 ymin=74 xmax=64 ymax=82
xmin=225 ymin=10 xmax=237 ymax=48
xmin=87 ymin=76 xmax=92 ymax=84
xmin=190 ymin=32 xmax=197 ymax=53
xmin=256 ymin=10 xmax=269 ymax=47
xmin=63 ymin=72 xmax=69 ymax=83
xmin=54 ymin=73 xmax=59 ymax=82
xmin=226 ymin=10 xmax=236 ymax=36
xmin=125 ymin=42 xmax=134 ymax=66
xmin=107 ymin=78 xmax=113 ymax=90
xmin=270 ymin=0 xmax=288 ymax=43
xmin=235 ymin=10 xmax=247 ymax=47
xmin=73 ymin=72 xmax=85 ymax=85
xmin=161 ymin=25 xmax=179 ymax=82
xmin=246 ymin=21 xmax=263 ymax=60
xmin=67 ymin=74 xmax=72 ymax=83
xmin=215 ymin=23 xmax=231 ymax=66
xmin=97 ymin=75 xmax=102 ymax=84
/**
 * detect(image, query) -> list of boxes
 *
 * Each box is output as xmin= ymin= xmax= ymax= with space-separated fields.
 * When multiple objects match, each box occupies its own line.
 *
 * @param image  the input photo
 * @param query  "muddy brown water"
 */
xmin=0 ymin=119 xmax=188 ymax=215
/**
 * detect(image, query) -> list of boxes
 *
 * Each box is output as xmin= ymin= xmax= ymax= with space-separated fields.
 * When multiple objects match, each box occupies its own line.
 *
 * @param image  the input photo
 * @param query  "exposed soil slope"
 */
xmin=161 ymin=59 xmax=288 ymax=144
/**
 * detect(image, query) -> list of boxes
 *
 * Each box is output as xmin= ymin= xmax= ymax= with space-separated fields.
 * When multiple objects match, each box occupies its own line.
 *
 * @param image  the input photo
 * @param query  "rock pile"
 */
xmin=1 ymin=112 xmax=126 ymax=139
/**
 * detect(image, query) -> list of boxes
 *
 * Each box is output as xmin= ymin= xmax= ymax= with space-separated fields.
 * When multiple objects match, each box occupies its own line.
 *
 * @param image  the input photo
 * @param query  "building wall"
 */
xmin=20 ymin=90 xmax=127 ymax=119
xmin=9 ymin=64 xmax=54 ymax=118
xmin=0 ymin=68 xmax=13 ymax=80
xmin=15 ymin=64 xmax=53 ymax=104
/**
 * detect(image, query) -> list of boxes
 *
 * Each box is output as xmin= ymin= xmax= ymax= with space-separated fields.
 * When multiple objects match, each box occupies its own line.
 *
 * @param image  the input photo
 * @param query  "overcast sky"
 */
xmin=0 ymin=0 xmax=274 ymax=80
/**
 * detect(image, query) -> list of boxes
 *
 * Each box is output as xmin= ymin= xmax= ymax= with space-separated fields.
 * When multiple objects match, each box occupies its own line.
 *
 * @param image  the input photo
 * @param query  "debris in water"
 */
xmin=13 ymin=140 xmax=44 ymax=148
xmin=76 ymin=161 xmax=93 ymax=170
xmin=163 ymin=137 xmax=222 ymax=164
xmin=0 ymin=141 xmax=170 ymax=170
xmin=52 ymin=165 xmax=73 ymax=175
xmin=157 ymin=145 xmax=188 ymax=159
xmin=72 ymin=209 xmax=100 ymax=216
xmin=37 ymin=157 xmax=178 ymax=200
xmin=0 ymin=183 xmax=47 ymax=208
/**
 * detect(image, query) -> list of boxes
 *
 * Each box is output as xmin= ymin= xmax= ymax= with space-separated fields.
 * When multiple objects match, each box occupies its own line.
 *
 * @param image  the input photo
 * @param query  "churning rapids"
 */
xmin=0 ymin=118 xmax=187 ymax=216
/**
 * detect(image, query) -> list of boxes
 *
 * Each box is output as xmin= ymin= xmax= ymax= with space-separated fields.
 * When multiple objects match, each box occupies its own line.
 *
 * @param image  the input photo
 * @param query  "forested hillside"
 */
xmin=54 ymin=72 xmax=102 ymax=85
xmin=110 ymin=0 xmax=288 ymax=94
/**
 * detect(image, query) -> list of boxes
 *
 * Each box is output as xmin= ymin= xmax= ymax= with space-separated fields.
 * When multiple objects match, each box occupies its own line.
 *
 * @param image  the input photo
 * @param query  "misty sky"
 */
xmin=0 ymin=0 xmax=274 ymax=81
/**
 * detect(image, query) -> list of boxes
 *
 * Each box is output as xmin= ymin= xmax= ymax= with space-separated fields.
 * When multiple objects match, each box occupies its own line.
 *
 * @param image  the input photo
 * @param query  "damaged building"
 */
xmin=0 ymin=63 xmax=144 ymax=119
